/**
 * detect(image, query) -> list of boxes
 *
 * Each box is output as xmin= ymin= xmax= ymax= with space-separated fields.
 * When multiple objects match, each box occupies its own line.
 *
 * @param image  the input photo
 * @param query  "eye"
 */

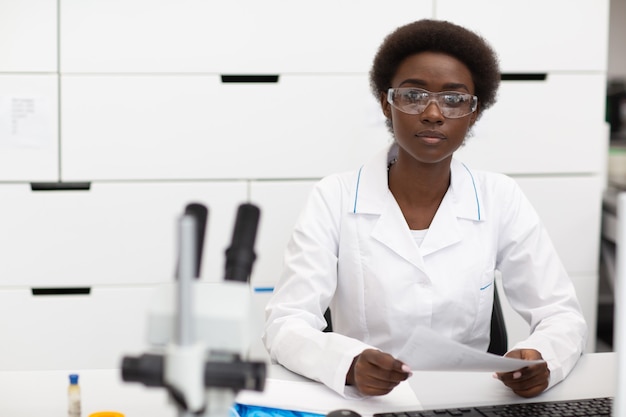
xmin=402 ymin=89 xmax=429 ymax=103
xmin=442 ymin=93 xmax=467 ymax=107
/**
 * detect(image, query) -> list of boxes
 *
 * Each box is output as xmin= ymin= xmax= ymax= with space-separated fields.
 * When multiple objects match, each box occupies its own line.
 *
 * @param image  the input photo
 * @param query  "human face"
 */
xmin=381 ymin=51 xmax=479 ymax=166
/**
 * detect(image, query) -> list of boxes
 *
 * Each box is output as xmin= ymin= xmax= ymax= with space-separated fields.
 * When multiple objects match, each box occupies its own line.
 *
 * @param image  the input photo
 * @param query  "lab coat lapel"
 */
xmin=352 ymin=146 xmax=426 ymax=270
xmin=420 ymin=159 xmax=484 ymax=256
xmin=419 ymin=193 xmax=462 ymax=256
xmin=370 ymin=198 xmax=426 ymax=270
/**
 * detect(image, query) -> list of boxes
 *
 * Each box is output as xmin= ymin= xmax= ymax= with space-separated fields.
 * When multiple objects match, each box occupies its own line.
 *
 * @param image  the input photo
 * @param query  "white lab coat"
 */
xmin=263 ymin=145 xmax=587 ymax=397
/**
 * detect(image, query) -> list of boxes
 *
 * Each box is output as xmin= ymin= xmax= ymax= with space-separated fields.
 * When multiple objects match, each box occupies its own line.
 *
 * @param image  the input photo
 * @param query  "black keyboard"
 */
xmin=373 ymin=396 xmax=612 ymax=416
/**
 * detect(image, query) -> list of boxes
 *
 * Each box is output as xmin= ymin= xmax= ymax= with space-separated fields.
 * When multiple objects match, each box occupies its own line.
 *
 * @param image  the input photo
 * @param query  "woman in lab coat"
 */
xmin=263 ymin=19 xmax=587 ymax=399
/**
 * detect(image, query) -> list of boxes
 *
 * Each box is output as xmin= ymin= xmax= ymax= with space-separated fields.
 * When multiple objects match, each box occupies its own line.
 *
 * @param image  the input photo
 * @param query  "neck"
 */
xmin=387 ymin=156 xmax=451 ymax=230
xmin=388 ymin=157 xmax=451 ymax=205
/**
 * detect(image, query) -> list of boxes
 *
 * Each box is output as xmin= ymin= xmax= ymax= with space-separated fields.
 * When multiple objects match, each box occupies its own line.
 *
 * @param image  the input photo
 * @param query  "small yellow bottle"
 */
xmin=68 ymin=373 xmax=81 ymax=417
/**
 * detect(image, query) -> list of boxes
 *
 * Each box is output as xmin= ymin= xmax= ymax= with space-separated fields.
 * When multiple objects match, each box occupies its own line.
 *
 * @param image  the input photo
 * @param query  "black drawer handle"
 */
xmin=30 ymin=182 xmax=91 ymax=191
xmin=32 ymin=287 xmax=91 ymax=296
xmin=221 ymin=75 xmax=280 ymax=83
xmin=501 ymin=73 xmax=547 ymax=81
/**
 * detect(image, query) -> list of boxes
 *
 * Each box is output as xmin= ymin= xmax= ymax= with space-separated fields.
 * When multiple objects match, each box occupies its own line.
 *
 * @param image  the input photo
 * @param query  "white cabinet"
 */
xmin=60 ymin=75 xmax=388 ymax=180
xmin=513 ymin=176 xmax=604 ymax=275
xmin=511 ymin=176 xmax=605 ymax=352
xmin=60 ymin=0 xmax=432 ymax=73
xmin=0 ymin=287 xmax=156 ymax=370
xmin=0 ymin=1 xmax=58 ymax=182
xmin=436 ymin=0 xmax=609 ymax=72
xmin=0 ymin=0 xmax=57 ymax=72
xmin=0 ymin=181 xmax=248 ymax=370
xmin=456 ymin=74 xmax=607 ymax=174
xmin=249 ymin=180 xmax=317 ymax=289
xmin=247 ymin=180 xmax=328 ymax=361
xmin=0 ymin=182 xmax=246 ymax=287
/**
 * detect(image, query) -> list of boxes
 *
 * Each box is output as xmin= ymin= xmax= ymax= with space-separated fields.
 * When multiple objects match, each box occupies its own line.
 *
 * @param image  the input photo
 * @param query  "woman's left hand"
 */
xmin=495 ymin=349 xmax=550 ymax=398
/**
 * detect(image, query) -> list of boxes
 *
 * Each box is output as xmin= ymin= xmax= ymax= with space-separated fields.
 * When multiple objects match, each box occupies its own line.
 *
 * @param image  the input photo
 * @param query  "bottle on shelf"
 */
xmin=68 ymin=373 xmax=81 ymax=417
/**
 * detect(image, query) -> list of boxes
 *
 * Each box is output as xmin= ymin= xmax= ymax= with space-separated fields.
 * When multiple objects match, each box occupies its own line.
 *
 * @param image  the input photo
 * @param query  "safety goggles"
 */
xmin=387 ymin=87 xmax=478 ymax=119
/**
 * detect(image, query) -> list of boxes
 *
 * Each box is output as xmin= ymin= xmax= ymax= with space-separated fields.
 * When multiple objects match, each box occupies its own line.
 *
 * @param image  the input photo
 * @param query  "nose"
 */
xmin=420 ymin=99 xmax=445 ymax=123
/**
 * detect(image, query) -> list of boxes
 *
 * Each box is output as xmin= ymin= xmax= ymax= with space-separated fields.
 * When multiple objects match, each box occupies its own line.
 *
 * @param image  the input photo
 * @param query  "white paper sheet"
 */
xmin=0 ymin=95 xmax=50 ymax=148
xmin=397 ymin=325 xmax=544 ymax=372
xmin=236 ymin=377 xmax=421 ymax=417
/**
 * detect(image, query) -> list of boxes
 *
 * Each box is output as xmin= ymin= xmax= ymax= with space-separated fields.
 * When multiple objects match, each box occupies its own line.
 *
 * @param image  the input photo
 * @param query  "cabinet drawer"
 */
xmin=249 ymin=180 xmax=317 ymax=288
xmin=513 ymin=175 xmax=603 ymax=275
xmin=61 ymin=74 xmax=389 ymax=180
xmin=0 ymin=182 xmax=246 ymax=287
xmin=455 ymin=74 xmax=607 ymax=174
xmin=0 ymin=0 xmax=57 ymax=72
xmin=0 ymin=286 xmax=155 ymax=371
xmin=60 ymin=0 xmax=431 ymax=74
xmin=436 ymin=0 xmax=609 ymax=72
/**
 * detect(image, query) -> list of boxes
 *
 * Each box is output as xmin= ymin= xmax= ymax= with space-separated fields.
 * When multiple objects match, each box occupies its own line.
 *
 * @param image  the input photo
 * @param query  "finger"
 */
xmin=496 ymin=349 xmax=545 ymax=380
xmin=357 ymin=375 xmax=401 ymax=395
xmin=504 ymin=370 xmax=549 ymax=390
xmin=360 ymin=351 xmax=412 ymax=380
xmin=353 ymin=352 xmax=411 ymax=395
xmin=363 ymin=350 xmax=402 ymax=370
xmin=495 ymin=367 xmax=525 ymax=381
xmin=499 ymin=366 xmax=550 ymax=397
xmin=503 ymin=348 xmax=542 ymax=361
xmin=353 ymin=364 xmax=400 ymax=395
xmin=358 ymin=361 xmax=410 ymax=386
xmin=499 ymin=365 xmax=543 ymax=382
xmin=518 ymin=349 xmax=543 ymax=361
xmin=503 ymin=350 xmax=523 ymax=360
xmin=358 ymin=384 xmax=395 ymax=396
xmin=499 ymin=363 xmax=549 ymax=384
xmin=511 ymin=379 xmax=550 ymax=398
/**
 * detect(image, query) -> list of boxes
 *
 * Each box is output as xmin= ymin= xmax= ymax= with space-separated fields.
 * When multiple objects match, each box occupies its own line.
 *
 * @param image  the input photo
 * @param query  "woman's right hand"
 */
xmin=346 ymin=349 xmax=412 ymax=396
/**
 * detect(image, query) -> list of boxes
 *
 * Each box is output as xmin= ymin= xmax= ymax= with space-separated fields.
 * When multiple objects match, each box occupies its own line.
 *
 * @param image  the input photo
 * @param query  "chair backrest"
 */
xmin=324 ymin=285 xmax=509 ymax=356
xmin=323 ymin=308 xmax=333 ymax=333
xmin=487 ymin=284 xmax=508 ymax=355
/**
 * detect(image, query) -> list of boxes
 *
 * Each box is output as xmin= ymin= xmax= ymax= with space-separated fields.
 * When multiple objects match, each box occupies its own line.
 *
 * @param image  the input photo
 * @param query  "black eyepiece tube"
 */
xmin=224 ymin=203 xmax=261 ymax=283
xmin=204 ymin=360 xmax=266 ymax=391
xmin=185 ymin=203 xmax=209 ymax=278
xmin=121 ymin=354 xmax=165 ymax=387
xmin=121 ymin=354 xmax=266 ymax=392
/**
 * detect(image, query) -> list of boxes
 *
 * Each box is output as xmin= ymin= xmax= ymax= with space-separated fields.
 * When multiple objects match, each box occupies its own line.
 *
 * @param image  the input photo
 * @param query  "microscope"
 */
xmin=121 ymin=203 xmax=266 ymax=417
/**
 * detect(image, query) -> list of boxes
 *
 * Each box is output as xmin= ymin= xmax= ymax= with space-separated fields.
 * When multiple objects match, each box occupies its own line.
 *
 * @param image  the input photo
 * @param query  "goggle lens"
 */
xmin=387 ymin=87 xmax=478 ymax=119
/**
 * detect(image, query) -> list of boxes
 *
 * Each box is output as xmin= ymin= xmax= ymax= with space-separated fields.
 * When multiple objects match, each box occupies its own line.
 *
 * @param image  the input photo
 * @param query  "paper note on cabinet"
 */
xmin=0 ymin=95 xmax=51 ymax=148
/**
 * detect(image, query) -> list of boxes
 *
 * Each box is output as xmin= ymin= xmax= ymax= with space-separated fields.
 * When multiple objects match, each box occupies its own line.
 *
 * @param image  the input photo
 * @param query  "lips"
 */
xmin=416 ymin=130 xmax=447 ymax=139
xmin=415 ymin=130 xmax=447 ymax=144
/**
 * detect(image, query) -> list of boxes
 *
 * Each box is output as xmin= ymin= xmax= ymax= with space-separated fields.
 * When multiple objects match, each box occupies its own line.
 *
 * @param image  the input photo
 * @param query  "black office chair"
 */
xmin=487 ymin=285 xmax=508 ymax=356
xmin=323 ymin=285 xmax=508 ymax=355
xmin=323 ymin=308 xmax=333 ymax=333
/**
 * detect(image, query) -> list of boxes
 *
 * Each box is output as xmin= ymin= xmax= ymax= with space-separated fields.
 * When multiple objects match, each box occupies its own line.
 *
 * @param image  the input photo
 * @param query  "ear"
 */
xmin=380 ymin=91 xmax=392 ymax=119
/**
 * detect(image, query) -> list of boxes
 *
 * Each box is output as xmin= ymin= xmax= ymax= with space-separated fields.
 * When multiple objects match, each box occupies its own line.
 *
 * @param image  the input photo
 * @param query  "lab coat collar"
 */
xmin=351 ymin=146 xmax=485 ymax=262
xmin=352 ymin=145 xmax=484 ymax=223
